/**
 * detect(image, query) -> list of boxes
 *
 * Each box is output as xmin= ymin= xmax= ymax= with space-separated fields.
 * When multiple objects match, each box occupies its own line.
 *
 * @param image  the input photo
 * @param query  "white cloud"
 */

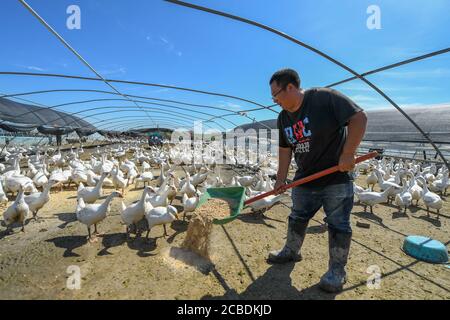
xmin=15 ymin=64 xmax=46 ymax=71
xmin=158 ymin=35 xmax=182 ymax=57
xmin=14 ymin=64 xmax=48 ymax=72
xmin=27 ymin=66 xmax=45 ymax=71
xmin=99 ymin=66 xmax=127 ymax=76
xmin=382 ymin=68 xmax=450 ymax=79
xmin=363 ymin=101 xmax=450 ymax=111
xmin=152 ymin=88 xmax=170 ymax=94
xmin=340 ymin=84 xmax=436 ymax=92
xmin=159 ymin=36 xmax=169 ymax=44
xmin=338 ymin=84 xmax=373 ymax=92
xmin=349 ymin=95 xmax=379 ymax=102
xmin=218 ymin=101 xmax=243 ymax=111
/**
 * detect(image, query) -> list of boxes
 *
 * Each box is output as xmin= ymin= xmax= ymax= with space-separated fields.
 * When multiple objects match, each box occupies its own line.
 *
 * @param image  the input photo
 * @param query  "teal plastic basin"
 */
xmin=403 ymin=235 xmax=448 ymax=264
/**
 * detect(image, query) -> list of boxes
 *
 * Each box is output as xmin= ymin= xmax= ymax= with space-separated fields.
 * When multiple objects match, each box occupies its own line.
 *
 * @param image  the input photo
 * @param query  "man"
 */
xmin=268 ymin=68 xmax=367 ymax=293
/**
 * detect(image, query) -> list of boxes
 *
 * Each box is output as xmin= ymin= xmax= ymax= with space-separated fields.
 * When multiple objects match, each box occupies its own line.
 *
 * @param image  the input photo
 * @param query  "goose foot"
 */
xmin=93 ymin=225 xmax=104 ymax=236
xmin=88 ymin=236 xmax=98 ymax=243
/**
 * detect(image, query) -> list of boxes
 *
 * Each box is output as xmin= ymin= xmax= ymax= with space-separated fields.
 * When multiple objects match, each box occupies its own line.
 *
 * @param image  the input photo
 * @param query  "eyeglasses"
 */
xmin=271 ymin=86 xmax=286 ymax=100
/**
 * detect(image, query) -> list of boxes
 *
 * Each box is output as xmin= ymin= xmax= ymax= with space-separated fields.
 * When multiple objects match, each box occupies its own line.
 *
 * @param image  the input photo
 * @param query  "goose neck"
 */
xmin=100 ymin=194 xmax=115 ymax=211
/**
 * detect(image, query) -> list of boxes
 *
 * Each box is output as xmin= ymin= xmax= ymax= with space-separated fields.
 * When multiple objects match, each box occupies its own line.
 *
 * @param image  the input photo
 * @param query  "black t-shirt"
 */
xmin=277 ymin=87 xmax=363 ymax=187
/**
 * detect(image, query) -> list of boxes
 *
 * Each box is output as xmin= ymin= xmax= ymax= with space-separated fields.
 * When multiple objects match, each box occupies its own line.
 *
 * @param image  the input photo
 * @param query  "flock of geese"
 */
xmin=353 ymin=158 xmax=449 ymax=218
xmin=0 ymin=141 xmax=448 ymax=245
xmin=0 ymin=141 xmax=282 ymax=243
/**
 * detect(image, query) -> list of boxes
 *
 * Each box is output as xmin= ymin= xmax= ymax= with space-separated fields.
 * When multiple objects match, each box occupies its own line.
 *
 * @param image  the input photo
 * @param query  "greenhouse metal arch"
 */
xmin=0 ymin=0 xmax=447 ymax=170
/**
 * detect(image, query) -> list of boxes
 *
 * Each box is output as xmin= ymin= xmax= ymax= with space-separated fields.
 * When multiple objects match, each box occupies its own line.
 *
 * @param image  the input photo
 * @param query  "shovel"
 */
xmin=197 ymin=151 xmax=378 ymax=225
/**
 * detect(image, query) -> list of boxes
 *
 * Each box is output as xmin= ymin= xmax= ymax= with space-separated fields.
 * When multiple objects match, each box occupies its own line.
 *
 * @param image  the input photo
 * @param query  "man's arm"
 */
xmin=274 ymin=146 xmax=293 ymax=193
xmin=339 ymin=111 xmax=368 ymax=172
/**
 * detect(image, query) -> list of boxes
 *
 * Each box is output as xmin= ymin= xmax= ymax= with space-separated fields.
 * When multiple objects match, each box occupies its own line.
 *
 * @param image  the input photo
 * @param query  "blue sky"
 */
xmin=1 ymin=0 xmax=449 ymax=131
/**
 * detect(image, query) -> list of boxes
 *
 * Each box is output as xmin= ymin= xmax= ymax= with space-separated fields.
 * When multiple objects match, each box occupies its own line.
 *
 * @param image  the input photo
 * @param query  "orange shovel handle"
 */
xmin=244 ymin=151 xmax=378 ymax=206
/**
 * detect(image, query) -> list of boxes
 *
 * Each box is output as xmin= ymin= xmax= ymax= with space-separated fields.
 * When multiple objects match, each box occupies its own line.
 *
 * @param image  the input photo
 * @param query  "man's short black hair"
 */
xmin=269 ymin=68 xmax=300 ymax=89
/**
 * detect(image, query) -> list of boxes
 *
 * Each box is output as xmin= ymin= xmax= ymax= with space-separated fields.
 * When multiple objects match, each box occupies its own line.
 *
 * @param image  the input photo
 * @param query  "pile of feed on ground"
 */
xmin=181 ymin=198 xmax=233 ymax=260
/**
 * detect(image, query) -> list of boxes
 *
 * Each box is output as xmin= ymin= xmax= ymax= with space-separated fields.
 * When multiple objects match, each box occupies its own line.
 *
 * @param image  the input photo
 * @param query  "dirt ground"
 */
xmin=0 ymin=157 xmax=449 ymax=300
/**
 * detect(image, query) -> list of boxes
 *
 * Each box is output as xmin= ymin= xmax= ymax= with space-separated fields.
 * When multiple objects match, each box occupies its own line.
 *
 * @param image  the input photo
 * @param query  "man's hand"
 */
xmin=274 ymin=179 xmax=287 ymax=194
xmin=338 ymin=153 xmax=356 ymax=172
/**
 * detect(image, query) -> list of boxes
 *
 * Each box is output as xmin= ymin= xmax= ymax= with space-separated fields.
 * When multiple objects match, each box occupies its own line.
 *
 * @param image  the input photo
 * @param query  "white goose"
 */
xmin=26 ymin=161 xmax=38 ymax=179
xmin=121 ymin=186 xmax=152 ymax=238
xmin=353 ymin=182 xmax=372 ymax=203
xmin=49 ymin=168 xmax=70 ymax=192
xmin=111 ymin=165 xmax=128 ymax=194
xmin=245 ymin=191 xmax=284 ymax=214
xmin=356 ymin=161 xmax=370 ymax=174
xmin=230 ymin=176 xmax=242 ymax=187
xmin=32 ymin=170 xmax=49 ymax=189
xmin=86 ymin=171 xmax=99 ymax=187
xmin=374 ymin=169 xmax=401 ymax=191
xmin=4 ymin=175 xmax=37 ymax=196
xmin=126 ymin=166 xmax=139 ymax=185
xmin=3 ymin=155 xmax=21 ymax=178
xmin=100 ymin=154 xmax=114 ymax=175
xmin=51 ymin=149 xmax=64 ymax=167
xmin=422 ymin=164 xmax=437 ymax=183
xmin=146 ymin=185 xmax=174 ymax=208
xmin=418 ymin=177 xmax=443 ymax=219
xmin=215 ymin=168 xmax=224 ymax=187
xmin=77 ymin=172 xmax=108 ymax=204
xmin=374 ymin=169 xmax=402 ymax=203
xmin=408 ymin=173 xmax=424 ymax=206
xmin=156 ymin=165 xmax=167 ymax=187
xmin=357 ymin=186 xmax=393 ymax=214
xmin=0 ymin=179 xmax=8 ymax=205
xmin=24 ymin=180 xmax=56 ymax=220
xmin=430 ymin=170 xmax=449 ymax=195
xmin=71 ymin=168 xmax=88 ymax=186
xmin=191 ymin=167 xmax=210 ymax=187
xmin=394 ymin=182 xmax=412 ymax=214
xmin=237 ymin=175 xmax=256 ymax=188
xmin=180 ymin=172 xmax=196 ymax=197
xmin=182 ymin=191 xmax=199 ymax=221
xmin=134 ymin=171 xmax=154 ymax=189
xmin=167 ymin=176 xmax=178 ymax=205
xmin=76 ymin=191 xmax=123 ymax=242
xmin=245 ymin=186 xmax=263 ymax=198
xmin=253 ymin=172 xmax=264 ymax=191
xmin=141 ymin=161 xmax=151 ymax=172
xmin=145 ymin=204 xmax=178 ymax=240
xmin=3 ymin=186 xmax=29 ymax=232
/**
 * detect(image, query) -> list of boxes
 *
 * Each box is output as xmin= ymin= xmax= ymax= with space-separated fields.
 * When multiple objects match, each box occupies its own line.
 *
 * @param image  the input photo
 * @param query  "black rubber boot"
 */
xmin=267 ymin=217 xmax=308 ymax=264
xmin=319 ymin=229 xmax=352 ymax=293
